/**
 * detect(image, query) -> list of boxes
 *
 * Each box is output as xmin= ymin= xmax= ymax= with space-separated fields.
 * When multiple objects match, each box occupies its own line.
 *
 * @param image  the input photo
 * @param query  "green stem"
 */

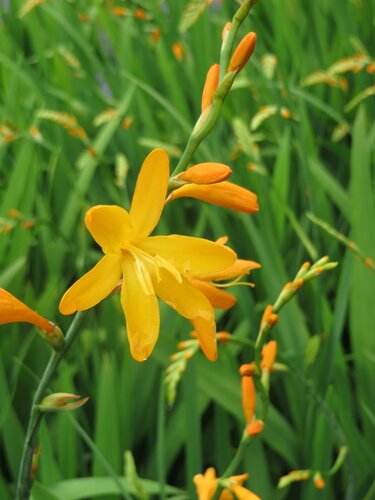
xmin=17 ymin=311 xmax=87 ymax=500
xmin=171 ymin=0 xmax=257 ymax=178
xmin=212 ymin=433 xmax=251 ymax=499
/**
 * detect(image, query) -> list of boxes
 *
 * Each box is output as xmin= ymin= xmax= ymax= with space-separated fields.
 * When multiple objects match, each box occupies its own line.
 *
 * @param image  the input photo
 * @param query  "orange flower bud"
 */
xmin=246 ymin=419 xmax=264 ymax=437
xmin=364 ymin=257 xmax=374 ymax=269
xmin=151 ymin=28 xmax=161 ymax=44
xmin=228 ymin=32 xmax=257 ymax=73
xmin=367 ymin=63 xmax=375 ymax=74
xmin=134 ymin=8 xmax=147 ymax=19
xmin=241 ymin=375 xmax=255 ymax=422
xmin=261 ymin=305 xmax=278 ymax=329
xmin=239 ymin=362 xmax=256 ymax=377
xmin=201 ymin=64 xmax=220 ymax=112
xmin=177 ymin=162 xmax=232 ymax=184
xmin=261 ymin=340 xmax=277 ymax=371
xmin=172 ymin=42 xmax=184 ymax=61
xmin=216 ymin=331 xmax=231 ymax=343
xmin=313 ymin=472 xmax=325 ymax=489
xmin=8 ymin=208 xmax=21 ymax=218
xmin=111 ymin=6 xmax=128 ymax=16
xmin=168 ymin=181 xmax=259 ymax=213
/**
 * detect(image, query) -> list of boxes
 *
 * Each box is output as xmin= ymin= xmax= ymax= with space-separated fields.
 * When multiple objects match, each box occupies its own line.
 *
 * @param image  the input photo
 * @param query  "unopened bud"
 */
xmin=216 ymin=331 xmax=232 ymax=343
xmin=38 ymin=393 xmax=89 ymax=413
xmin=261 ymin=305 xmax=278 ymax=330
xmin=201 ymin=64 xmax=220 ymax=112
xmin=178 ymin=163 xmax=232 ymax=184
xmin=313 ymin=472 xmax=325 ymax=489
xmin=228 ymin=32 xmax=257 ymax=73
xmin=221 ymin=22 xmax=232 ymax=46
xmin=239 ymin=362 xmax=256 ymax=377
xmin=261 ymin=340 xmax=277 ymax=371
xmin=246 ymin=419 xmax=264 ymax=437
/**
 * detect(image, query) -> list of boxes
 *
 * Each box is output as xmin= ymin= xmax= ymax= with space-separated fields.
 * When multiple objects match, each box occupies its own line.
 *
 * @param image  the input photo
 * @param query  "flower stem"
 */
xmin=17 ymin=311 xmax=87 ymax=500
xmin=170 ymin=0 xmax=257 ymax=178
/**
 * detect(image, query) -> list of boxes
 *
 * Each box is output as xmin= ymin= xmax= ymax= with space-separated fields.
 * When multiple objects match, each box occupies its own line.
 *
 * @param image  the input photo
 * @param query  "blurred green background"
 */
xmin=1 ymin=0 xmax=375 ymax=498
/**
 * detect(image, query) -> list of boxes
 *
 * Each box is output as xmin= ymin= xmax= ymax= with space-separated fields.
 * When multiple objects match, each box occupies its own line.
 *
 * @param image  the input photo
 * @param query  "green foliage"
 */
xmin=0 ymin=0 xmax=374 ymax=498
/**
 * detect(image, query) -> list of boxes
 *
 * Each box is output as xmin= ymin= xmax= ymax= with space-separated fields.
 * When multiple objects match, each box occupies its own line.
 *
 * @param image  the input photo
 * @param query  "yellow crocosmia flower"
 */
xmin=0 ymin=288 xmax=54 ymax=333
xmin=194 ymin=468 xmax=259 ymax=500
xmin=59 ymin=149 xmax=236 ymax=362
xmin=168 ymin=181 xmax=259 ymax=213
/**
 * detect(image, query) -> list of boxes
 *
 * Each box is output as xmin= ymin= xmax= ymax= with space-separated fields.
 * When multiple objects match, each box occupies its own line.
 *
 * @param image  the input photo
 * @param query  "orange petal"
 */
xmin=121 ymin=254 xmax=160 ymax=361
xmin=85 ymin=205 xmax=133 ymax=253
xmin=201 ymin=64 xmax=220 ymax=112
xmin=138 ymin=235 xmax=236 ymax=277
xmin=168 ymin=181 xmax=259 ymax=213
xmin=59 ymin=254 xmax=122 ymax=314
xmin=151 ymin=268 xmax=217 ymax=361
xmin=177 ymin=163 xmax=232 ymax=184
xmin=129 ymin=149 xmax=169 ymax=239
xmin=0 ymin=288 xmax=53 ymax=332
xmin=188 ymin=277 xmax=237 ymax=310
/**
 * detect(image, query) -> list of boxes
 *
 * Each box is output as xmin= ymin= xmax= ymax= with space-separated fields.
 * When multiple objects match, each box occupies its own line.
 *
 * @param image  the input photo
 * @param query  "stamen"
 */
xmin=154 ymin=255 xmax=183 ymax=283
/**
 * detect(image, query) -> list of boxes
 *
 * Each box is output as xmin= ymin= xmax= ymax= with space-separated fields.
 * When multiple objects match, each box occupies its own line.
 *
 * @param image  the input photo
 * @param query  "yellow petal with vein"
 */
xmin=85 ymin=205 xmax=133 ymax=253
xmin=138 ymin=235 xmax=236 ymax=277
xmin=121 ymin=254 xmax=160 ymax=362
xmin=152 ymin=268 xmax=217 ymax=360
xmin=129 ymin=148 xmax=169 ymax=238
xmin=59 ymin=254 xmax=122 ymax=314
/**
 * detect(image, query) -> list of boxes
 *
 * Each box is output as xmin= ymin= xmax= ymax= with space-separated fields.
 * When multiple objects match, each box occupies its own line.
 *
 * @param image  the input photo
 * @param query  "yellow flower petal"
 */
xmin=230 ymin=484 xmax=260 ymax=500
xmin=129 ymin=148 xmax=169 ymax=239
xmin=59 ymin=254 xmax=122 ymax=314
xmin=187 ymin=277 xmax=237 ymax=310
xmin=205 ymin=259 xmax=261 ymax=281
xmin=152 ymin=268 xmax=217 ymax=360
xmin=85 ymin=205 xmax=133 ymax=253
xmin=191 ymin=316 xmax=217 ymax=361
xmin=138 ymin=235 xmax=236 ymax=277
xmin=0 ymin=288 xmax=53 ymax=332
xmin=121 ymin=254 xmax=160 ymax=362
xmin=168 ymin=181 xmax=259 ymax=213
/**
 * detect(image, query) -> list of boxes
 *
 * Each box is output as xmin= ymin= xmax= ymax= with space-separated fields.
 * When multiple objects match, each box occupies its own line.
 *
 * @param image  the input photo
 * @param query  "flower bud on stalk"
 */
xmin=37 ymin=393 xmax=89 ymax=413
xmin=177 ymin=163 xmax=232 ymax=184
xmin=201 ymin=64 xmax=220 ymax=112
xmin=228 ymin=32 xmax=257 ymax=73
